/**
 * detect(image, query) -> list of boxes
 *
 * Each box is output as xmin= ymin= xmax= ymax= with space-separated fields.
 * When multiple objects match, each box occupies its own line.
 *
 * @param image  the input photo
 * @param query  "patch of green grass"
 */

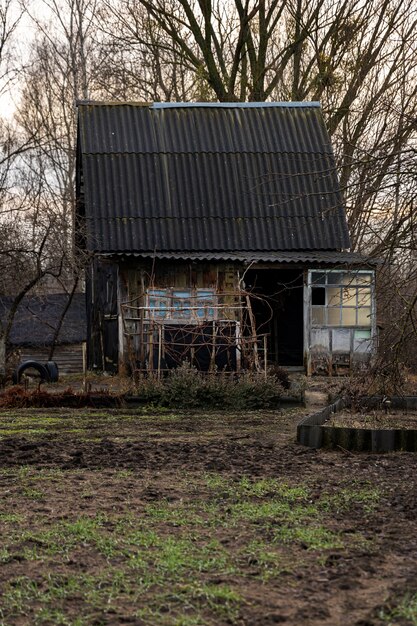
xmin=229 ymin=499 xmax=317 ymax=524
xmin=379 ymin=592 xmax=417 ymax=625
xmin=204 ymin=473 xmax=309 ymax=502
xmin=188 ymin=582 xmax=241 ymax=620
xmin=115 ymin=469 xmax=134 ymax=479
xmin=145 ymin=501 xmax=206 ymax=527
xmin=320 ymin=483 xmax=380 ymax=514
xmin=22 ymin=487 xmax=44 ymax=500
xmin=243 ymin=539 xmax=286 ymax=580
xmin=0 ymin=547 xmax=12 ymax=563
xmin=128 ymin=534 xmax=234 ymax=583
xmin=34 ymin=607 xmax=89 ymax=625
xmin=0 ymin=466 xmax=384 ymax=625
xmin=0 ymin=512 xmax=24 ymax=524
xmin=274 ymin=524 xmax=344 ymax=551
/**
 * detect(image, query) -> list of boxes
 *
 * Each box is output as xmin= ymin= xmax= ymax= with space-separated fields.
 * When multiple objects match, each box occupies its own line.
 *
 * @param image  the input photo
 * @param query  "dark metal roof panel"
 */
xmin=78 ymin=102 xmax=350 ymax=253
xmin=1 ymin=293 xmax=87 ymax=346
xmin=78 ymin=103 xmax=334 ymax=155
xmin=83 ymin=152 xmax=348 ymax=252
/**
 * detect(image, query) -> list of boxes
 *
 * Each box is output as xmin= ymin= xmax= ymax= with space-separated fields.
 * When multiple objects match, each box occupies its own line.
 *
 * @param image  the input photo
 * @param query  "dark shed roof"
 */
xmin=77 ymin=102 xmax=350 ymax=254
xmin=0 ymin=293 xmax=87 ymax=347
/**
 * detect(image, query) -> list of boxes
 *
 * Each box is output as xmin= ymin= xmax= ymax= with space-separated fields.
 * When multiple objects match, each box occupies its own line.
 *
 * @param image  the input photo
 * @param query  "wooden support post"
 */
xmin=148 ymin=322 xmax=153 ymax=372
xmin=210 ymin=320 xmax=216 ymax=372
xmin=245 ymin=295 xmax=261 ymax=372
xmin=263 ymin=335 xmax=268 ymax=378
xmin=139 ymin=272 xmax=146 ymax=366
xmin=157 ymin=324 xmax=162 ymax=379
xmin=82 ymin=342 xmax=87 ymax=392
xmin=99 ymin=312 xmax=105 ymax=372
xmin=235 ymin=321 xmax=241 ymax=373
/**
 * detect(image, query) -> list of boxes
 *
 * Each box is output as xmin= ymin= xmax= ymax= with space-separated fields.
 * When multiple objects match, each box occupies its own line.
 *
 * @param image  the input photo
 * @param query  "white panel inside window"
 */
xmin=356 ymin=273 xmax=372 ymax=285
xmin=357 ymin=288 xmax=371 ymax=306
xmin=332 ymin=329 xmax=351 ymax=351
xmin=327 ymin=287 xmax=341 ymax=306
xmin=328 ymin=308 xmax=341 ymax=325
xmin=342 ymin=288 xmax=357 ymax=306
xmin=310 ymin=329 xmax=330 ymax=350
xmin=312 ymin=307 xmax=325 ymax=325
xmin=357 ymin=307 xmax=372 ymax=326
xmin=341 ymin=308 xmax=356 ymax=326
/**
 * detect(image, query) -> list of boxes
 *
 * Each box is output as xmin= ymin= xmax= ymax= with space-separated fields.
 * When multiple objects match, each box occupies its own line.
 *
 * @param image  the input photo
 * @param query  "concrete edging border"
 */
xmin=297 ymin=396 xmax=417 ymax=452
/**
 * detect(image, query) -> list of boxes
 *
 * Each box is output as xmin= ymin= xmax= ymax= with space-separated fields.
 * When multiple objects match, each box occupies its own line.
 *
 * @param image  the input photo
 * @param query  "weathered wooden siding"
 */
xmin=118 ymin=261 xmax=242 ymax=372
xmin=19 ymin=344 xmax=84 ymax=375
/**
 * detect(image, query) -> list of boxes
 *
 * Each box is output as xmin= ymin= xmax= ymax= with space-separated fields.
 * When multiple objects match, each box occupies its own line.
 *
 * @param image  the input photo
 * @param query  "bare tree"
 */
xmin=100 ymin=0 xmax=417 ymax=253
xmin=2 ymin=0 xmax=415 ymax=374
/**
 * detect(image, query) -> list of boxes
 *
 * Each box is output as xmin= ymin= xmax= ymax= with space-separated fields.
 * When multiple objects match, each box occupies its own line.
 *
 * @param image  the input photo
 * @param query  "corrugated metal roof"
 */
xmin=99 ymin=251 xmax=375 ymax=266
xmin=77 ymin=102 xmax=351 ymax=254
xmin=0 ymin=293 xmax=87 ymax=346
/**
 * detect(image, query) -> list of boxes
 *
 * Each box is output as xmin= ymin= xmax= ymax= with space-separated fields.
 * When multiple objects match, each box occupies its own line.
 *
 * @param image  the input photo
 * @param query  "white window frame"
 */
xmin=145 ymin=288 xmax=217 ymax=322
xmin=309 ymin=270 xmax=374 ymax=329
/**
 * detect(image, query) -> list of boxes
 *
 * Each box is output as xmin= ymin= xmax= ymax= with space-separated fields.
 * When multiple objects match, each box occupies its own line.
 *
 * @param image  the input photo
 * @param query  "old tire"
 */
xmin=13 ymin=360 xmax=50 ymax=384
xmin=45 ymin=361 xmax=59 ymax=383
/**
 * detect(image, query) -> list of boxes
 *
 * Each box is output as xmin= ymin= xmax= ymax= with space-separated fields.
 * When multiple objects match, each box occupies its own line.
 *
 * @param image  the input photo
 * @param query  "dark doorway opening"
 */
xmin=244 ymin=269 xmax=304 ymax=367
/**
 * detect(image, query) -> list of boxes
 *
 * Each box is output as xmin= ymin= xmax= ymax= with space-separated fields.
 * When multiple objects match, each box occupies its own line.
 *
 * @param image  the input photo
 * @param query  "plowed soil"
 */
xmin=0 ymin=407 xmax=416 ymax=625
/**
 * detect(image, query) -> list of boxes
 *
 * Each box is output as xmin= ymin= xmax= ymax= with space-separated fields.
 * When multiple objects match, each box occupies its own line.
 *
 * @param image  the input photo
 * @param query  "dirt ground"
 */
xmin=0 ymin=405 xmax=417 ymax=625
xmin=328 ymin=408 xmax=417 ymax=430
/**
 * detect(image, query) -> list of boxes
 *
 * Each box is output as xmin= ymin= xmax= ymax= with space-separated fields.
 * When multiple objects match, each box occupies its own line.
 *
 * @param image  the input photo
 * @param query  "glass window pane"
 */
xmin=341 ymin=272 xmax=356 ymax=286
xmin=312 ymin=287 xmax=325 ymax=305
xmin=172 ymin=299 xmax=186 ymax=317
xmin=357 ymin=288 xmax=371 ymax=306
xmin=327 ymin=287 xmax=341 ymax=306
xmin=147 ymin=289 xmax=168 ymax=319
xmin=328 ymin=272 xmax=343 ymax=284
xmin=354 ymin=329 xmax=372 ymax=353
xmin=358 ymin=307 xmax=372 ymax=326
xmin=342 ymin=308 xmax=356 ymax=326
xmin=328 ymin=308 xmax=341 ymax=325
xmin=311 ymin=272 xmax=326 ymax=284
xmin=356 ymin=273 xmax=372 ymax=285
xmin=152 ymin=299 xmax=167 ymax=319
xmin=312 ymin=307 xmax=325 ymax=325
xmin=196 ymin=289 xmax=215 ymax=319
xmin=197 ymin=289 xmax=214 ymax=298
xmin=342 ymin=288 xmax=357 ymax=306
xmin=196 ymin=301 xmax=215 ymax=319
xmin=173 ymin=290 xmax=191 ymax=298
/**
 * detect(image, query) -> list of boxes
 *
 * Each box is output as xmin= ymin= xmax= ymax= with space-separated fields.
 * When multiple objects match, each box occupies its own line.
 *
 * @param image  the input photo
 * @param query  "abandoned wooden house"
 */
xmin=76 ymin=101 xmax=376 ymax=376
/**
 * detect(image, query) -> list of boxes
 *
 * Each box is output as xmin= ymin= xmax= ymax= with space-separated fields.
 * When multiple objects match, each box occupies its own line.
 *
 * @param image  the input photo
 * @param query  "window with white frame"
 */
xmin=145 ymin=288 xmax=216 ymax=321
xmin=310 ymin=271 xmax=373 ymax=328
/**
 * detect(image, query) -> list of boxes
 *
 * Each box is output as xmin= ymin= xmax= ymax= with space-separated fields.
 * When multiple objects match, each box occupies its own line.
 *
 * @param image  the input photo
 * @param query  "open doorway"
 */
xmin=244 ymin=269 xmax=304 ymax=367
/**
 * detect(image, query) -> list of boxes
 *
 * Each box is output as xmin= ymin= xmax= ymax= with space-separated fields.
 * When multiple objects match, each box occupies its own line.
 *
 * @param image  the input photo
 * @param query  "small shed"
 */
xmin=76 ymin=101 xmax=376 ymax=375
xmin=1 ymin=293 xmax=87 ymax=374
